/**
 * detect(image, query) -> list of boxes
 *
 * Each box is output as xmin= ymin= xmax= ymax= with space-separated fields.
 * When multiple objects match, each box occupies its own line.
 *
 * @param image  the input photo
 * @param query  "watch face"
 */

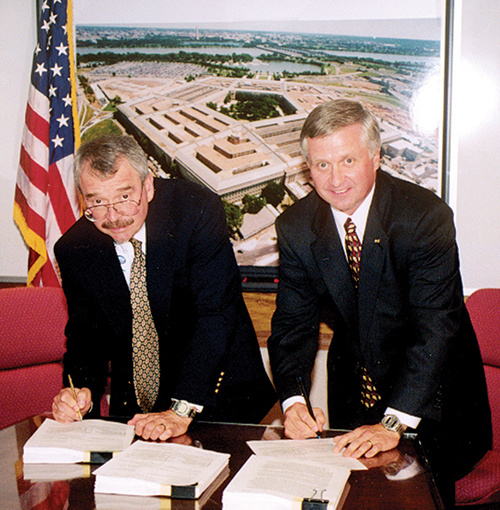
xmin=171 ymin=400 xmax=196 ymax=418
xmin=383 ymin=415 xmax=399 ymax=429
xmin=382 ymin=414 xmax=404 ymax=435
xmin=176 ymin=401 xmax=189 ymax=415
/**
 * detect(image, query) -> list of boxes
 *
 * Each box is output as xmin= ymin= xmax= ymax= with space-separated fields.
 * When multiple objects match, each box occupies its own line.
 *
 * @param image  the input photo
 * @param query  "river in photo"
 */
xmin=77 ymin=45 xmax=438 ymax=73
xmin=77 ymin=46 xmax=322 ymax=73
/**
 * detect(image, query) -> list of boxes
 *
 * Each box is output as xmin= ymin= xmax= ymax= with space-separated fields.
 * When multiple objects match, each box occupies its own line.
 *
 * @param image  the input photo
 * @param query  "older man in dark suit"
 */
xmin=268 ymin=100 xmax=491 ymax=507
xmin=52 ymin=135 xmax=275 ymax=440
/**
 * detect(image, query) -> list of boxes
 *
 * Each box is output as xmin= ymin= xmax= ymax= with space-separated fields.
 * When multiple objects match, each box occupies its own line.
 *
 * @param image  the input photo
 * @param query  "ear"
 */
xmin=144 ymin=173 xmax=155 ymax=203
xmin=372 ymin=149 xmax=381 ymax=169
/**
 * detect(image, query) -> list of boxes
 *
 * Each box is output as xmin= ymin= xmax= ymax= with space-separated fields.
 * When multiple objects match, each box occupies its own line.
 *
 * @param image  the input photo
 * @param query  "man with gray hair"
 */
xmin=268 ymin=99 xmax=491 ymax=507
xmin=52 ymin=135 xmax=276 ymax=440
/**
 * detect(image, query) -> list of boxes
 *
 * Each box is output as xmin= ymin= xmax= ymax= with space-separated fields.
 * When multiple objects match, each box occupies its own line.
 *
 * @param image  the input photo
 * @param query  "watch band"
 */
xmin=381 ymin=414 xmax=405 ymax=437
xmin=170 ymin=399 xmax=198 ymax=419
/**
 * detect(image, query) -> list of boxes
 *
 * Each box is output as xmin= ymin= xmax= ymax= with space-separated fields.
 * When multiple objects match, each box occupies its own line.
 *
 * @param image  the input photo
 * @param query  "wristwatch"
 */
xmin=170 ymin=399 xmax=198 ymax=419
xmin=381 ymin=414 xmax=405 ymax=437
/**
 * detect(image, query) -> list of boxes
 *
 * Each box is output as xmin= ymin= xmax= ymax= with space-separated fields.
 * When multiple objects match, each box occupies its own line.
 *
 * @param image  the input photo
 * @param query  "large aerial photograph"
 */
xmin=74 ymin=0 xmax=444 ymax=270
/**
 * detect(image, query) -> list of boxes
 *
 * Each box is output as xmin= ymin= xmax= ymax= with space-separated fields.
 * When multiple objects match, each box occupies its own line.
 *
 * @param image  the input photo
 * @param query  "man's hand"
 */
xmin=52 ymin=387 xmax=92 ymax=423
xmin=128 ymin=410 xmax=192 ymax=441
xmin=332 ymin=423 xmax=402 ymax=458
xmin=283 ymin=402 xmax=326 ymax=439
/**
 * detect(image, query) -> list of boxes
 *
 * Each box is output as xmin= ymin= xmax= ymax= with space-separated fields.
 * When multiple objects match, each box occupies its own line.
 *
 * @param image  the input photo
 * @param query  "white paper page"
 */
xmin=222 ymin=455 xmax=350 ymax=510
xmin=94 ymin=441 xmax=229 ymax=496
xmin=95 ymin=493 xmax=169 ymax=510
xmin=24 ymin=447 xmax=87 ymax=464
xmin=23 ymin=462 xmax=91 ymax=481
xmin=23 ymin=419 xmax=135 ymax=463
xmin=246 ymin=438 xmax=366 ymax=470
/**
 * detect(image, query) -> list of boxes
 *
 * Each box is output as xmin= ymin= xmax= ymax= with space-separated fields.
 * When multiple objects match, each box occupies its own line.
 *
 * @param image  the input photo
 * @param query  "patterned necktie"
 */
xmin=360 ymin=366 xmax=381 ymax=409
xmin=344 ymin=218 xmax=381 ymax=408
xmin=344 ymin=217 xmax=362 ymax=288
xmin=130 ymin=238 xmax=160 ymax=413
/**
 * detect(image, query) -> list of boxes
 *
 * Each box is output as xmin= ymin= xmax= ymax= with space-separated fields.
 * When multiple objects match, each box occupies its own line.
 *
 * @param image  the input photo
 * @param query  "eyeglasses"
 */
xmin=84 ymin=196 xmax=142 ymax=222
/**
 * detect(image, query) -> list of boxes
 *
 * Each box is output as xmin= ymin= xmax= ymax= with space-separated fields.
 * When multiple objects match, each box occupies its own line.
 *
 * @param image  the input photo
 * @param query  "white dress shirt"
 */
xmin=114 ymin=224 xmax=146 ymax=288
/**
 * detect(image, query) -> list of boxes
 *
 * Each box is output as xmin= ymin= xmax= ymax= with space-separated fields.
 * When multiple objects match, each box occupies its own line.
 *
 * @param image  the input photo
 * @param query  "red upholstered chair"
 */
xmin=0 ymin=287 xmax=68 ymax=430
xmin=456 ymin=288 xmax=500 ymax=506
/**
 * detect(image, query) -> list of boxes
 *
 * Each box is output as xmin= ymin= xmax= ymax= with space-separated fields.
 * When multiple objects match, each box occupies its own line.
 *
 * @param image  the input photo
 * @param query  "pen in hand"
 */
xmin=296 ymin=376 xmax=321 ymax=438
xmin=68 ymin=374 xmax=83 ymax=421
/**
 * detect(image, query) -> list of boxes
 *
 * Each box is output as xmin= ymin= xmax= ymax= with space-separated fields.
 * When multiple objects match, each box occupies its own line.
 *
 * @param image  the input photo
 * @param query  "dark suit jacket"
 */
xmin=268 ymin=170 xmax=491 ymax=479
xmin=55 ymin=178 xmax=276 ymax=424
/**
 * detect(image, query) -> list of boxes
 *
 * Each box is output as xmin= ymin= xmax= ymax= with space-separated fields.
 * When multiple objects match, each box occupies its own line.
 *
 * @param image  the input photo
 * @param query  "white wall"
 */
xmin=1 ymin=0 xmax=499 ymax=290
xmin=0 ymin=1 xmax=35 ymax=281
xmin=453 ymin=0 xmax=500 ymax=292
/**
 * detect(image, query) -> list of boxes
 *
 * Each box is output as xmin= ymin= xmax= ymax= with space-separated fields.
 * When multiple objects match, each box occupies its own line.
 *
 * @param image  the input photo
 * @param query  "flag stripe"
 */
xmin=25 ymin=102 xmax=50 ymax=146
xmin=21 ymin=115 xmax=50 ymax=174
xmin=16 ymin=158 xmax=48 ymax=222
xmin=19 ymin=145 xmax=47 ymax=194
xmin=26 ymin=84 xmax=50 ymax=125
xmin=48 ymin=160 xmax=79 ymax=233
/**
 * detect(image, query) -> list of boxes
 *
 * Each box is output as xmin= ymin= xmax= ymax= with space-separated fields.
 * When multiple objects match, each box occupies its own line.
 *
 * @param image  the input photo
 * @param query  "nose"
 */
xmin=328 ymin=166 xmax=344 ymax=188
xmin=106 ymin=204 xmax=121 ymax=222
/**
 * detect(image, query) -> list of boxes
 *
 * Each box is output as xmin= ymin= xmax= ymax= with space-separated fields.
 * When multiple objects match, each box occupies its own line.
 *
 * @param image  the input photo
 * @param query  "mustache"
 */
xmin=101 ymin=217 xmax=134 ymax=230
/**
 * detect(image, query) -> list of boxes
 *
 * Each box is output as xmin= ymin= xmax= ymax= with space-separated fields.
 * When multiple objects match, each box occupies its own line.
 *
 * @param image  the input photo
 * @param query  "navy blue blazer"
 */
xmin=268 ymin=170 xmax=491 ymax=479
xmin=55 ymin=178 xmax=276 ymax=423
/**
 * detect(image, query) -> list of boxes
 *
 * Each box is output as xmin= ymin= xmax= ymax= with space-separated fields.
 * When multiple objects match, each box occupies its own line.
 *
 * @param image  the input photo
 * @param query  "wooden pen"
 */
xmin=68 ymin=374 xmax=83 ymax=421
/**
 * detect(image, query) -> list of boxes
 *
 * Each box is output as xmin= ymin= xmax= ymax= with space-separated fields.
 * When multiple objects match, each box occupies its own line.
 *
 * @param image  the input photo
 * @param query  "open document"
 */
xmin=94 ymin=440 xmax=230 ymax=499
xmin=247 ymin=437 xmax=366 ymax=471
xmin=222 ymin=455 xmax=351 ymax=510
xmin=23 ymin=419 xmax=135 ymax=464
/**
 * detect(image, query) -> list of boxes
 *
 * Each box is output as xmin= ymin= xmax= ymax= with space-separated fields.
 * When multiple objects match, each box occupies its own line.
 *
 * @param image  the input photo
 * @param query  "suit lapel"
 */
xmin=144 ymin=182 xmax=175 ymax=320
xmin=358 ymin=172 xmax=390 ymax=351
xmin=310 ymin=196 xmax=358 ymax=330
xmin=358 ymin=211 xmax=387 ymax=351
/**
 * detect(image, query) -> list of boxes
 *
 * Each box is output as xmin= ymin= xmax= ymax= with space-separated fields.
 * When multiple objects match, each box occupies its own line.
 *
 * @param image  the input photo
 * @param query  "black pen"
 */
xmin=296 ymin=376 xmax=321 ymax=438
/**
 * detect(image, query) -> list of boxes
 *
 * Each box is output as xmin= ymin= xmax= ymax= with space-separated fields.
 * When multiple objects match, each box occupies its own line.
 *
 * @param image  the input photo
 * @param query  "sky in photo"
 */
xmin=74 ymin=0 xmax=443 ymax=40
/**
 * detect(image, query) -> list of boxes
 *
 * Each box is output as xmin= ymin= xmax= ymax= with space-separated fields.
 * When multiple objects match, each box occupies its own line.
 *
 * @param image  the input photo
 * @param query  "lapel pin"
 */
xmin=374 ymin=239 xmax=380 ymax=244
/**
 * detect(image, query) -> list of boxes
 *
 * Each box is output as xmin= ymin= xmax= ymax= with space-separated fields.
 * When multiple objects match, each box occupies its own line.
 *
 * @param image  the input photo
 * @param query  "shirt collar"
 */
xmin=330 ymin=185 xmax=375 ymax=244
xmin=133 ymin=223 xmax=146 ymax=250
xmin=114 ymin=222 xmax=146 ymax=252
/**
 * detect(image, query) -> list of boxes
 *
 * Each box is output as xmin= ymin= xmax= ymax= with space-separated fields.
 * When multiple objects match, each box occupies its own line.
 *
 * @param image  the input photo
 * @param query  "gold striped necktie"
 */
xmin=130 ymin=238 xmax=160 ymax=413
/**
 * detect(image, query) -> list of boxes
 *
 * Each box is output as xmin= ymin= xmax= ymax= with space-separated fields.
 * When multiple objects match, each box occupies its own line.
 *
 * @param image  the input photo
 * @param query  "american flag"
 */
xmin=14 ymin=0 xmax=81 ymax=287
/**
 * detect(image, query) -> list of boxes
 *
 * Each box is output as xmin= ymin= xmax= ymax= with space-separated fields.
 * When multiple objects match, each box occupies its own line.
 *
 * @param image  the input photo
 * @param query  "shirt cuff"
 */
xmin=282 ymin=395 xmax=306 ymax=413
xmin=385 ymin=407 xmax=421 ymax=429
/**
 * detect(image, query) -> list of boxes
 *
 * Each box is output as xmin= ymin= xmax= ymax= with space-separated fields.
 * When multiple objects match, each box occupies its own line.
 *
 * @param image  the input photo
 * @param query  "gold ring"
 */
xmin=159 ymin=423 xmax=166 ymax=431
xmin=367 ymin=440 xmax=373 ymax=448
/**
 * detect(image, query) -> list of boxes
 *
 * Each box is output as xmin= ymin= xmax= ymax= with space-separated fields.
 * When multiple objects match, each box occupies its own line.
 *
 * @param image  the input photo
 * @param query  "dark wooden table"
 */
xmin=1 ymin=415 xmax=444 ymax=509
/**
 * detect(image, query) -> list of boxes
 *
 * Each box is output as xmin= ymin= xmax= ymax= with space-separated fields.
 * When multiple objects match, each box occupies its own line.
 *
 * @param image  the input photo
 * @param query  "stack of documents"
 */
xmin=23 ymin=418 xmax=230 ymax=501
xmin=94 ymin=441 xmax=230 ymax=499
xmin=222 ymin=437 xmax=365 ymax=510
xmin=23 ymin=419 xmax=135 ymax=464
